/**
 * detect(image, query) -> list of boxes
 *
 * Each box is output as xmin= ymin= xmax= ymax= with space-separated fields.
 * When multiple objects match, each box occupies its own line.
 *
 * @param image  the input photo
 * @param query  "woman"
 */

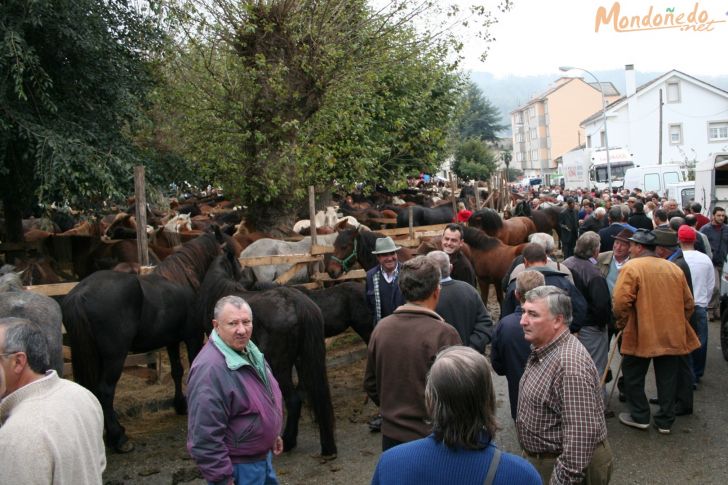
xmin=371 ymin=346 xmax=540 ymax=485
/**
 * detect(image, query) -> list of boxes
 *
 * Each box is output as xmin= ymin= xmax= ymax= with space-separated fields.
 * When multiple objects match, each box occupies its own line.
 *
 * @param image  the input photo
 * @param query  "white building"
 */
xmin=581 ymin=65 xmax=728 ymax=169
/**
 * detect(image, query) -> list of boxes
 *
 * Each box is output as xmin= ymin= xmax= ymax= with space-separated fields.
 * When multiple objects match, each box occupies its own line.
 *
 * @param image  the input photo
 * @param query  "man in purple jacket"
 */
xmin=187 ymin=295 xmax=284 ymax=485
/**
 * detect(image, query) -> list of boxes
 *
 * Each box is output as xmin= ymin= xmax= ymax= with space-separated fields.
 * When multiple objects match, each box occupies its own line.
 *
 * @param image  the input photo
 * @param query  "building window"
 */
xmin=708 ymin=121 xmax=728 ymax=142
xmin=544 ymin=102 xmax=549 ymax=115
xmin=586 ymin=135 xmax=592 ymax=148
xmin=669 ymin=124 xmax=683 ymax=145
xmin=530 ymin=127 xmax=537 ymax=140
xmin=515 ymin=113 xmax=522 ymax=124
xmin=517 ymin=152 xmax=524 ymax=162
xmin=529 ymin=106 xmax=536 ymax=118
xmin=600 ymin=131 xmax=606 ymax=147
xmin=666 ymin=81 xmax=681 ymax=103
xmin=531 ymin=149 xmax=538 ymax=161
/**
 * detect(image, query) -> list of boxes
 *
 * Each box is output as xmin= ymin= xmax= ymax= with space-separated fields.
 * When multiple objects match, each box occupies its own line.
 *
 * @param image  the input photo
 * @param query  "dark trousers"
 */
xmin=382 ymin=435 xmax=404 ymax=452
xmin=622 ymin=354 xmax=680 ymax=429
xmin=675 ymin=354 xmax=694 ymax=414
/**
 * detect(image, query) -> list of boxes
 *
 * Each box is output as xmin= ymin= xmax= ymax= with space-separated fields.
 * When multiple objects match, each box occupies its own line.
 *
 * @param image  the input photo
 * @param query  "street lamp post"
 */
xmin=559 ymin=66 xmax=612 ymax=194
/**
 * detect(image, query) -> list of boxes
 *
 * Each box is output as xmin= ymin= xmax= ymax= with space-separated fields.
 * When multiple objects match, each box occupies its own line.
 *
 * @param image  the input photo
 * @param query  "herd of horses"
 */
xmin=2 ymin=193 xmax=564 ymax=461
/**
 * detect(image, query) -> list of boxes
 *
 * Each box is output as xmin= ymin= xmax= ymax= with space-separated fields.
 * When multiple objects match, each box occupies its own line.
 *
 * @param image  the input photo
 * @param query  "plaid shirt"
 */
xmin=516 ymin=329 xmax=607 ymax=485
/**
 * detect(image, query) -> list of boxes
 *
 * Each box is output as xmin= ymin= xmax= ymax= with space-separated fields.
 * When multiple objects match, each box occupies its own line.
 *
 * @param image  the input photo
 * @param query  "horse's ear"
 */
xmin=211 ymin=224 xmax=224 ymax=244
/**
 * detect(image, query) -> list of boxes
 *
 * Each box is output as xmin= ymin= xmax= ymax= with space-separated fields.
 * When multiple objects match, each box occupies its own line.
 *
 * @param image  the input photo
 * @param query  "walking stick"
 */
xmin=602 ymin=330 xmax=624 ymax=410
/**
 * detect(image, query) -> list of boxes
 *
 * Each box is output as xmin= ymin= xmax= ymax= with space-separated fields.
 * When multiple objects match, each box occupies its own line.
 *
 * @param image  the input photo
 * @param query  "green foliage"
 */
xmin=452 ymin=138 xmax=497 ymax=180
xmin=0 ymin=0 xmax=162 ymax=218
xmin=506 ymin=166 xmax=523 ymax=181
xmin=456 ymin=81 xmax=507 ymax=142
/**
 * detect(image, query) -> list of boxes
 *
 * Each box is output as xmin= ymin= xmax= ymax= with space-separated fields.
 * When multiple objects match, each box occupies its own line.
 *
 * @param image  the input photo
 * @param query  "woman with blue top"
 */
xmin=371 ymin=346 xmax=541 ymax=485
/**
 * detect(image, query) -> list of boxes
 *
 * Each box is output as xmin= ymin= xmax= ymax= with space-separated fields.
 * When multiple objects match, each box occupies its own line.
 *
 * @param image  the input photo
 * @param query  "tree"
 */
xmin=456 ymin=81 xmax=507 ymax=142
xmin=452 ymin=138 xmax=497 ymax=180
xmin=160 ymin=0 xmax=467 ymax=227
xmin=0 ymin=0 xmax=162 ymax=240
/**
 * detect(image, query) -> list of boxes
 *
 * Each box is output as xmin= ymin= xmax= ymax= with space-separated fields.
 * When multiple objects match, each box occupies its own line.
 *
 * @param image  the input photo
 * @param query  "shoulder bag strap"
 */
xmin=483 ymin=446 xmax=502 ymax=485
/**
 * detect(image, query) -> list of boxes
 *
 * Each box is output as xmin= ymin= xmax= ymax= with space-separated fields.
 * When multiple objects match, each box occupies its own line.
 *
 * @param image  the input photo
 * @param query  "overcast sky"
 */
xmin=460 ymin=0 xmax=728 ymax=78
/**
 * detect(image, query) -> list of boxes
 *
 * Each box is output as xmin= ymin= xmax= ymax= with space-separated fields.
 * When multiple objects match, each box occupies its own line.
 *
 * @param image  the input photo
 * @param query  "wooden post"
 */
xmin=408 ymin=206 xmax=414 ymax=240
xmin=448 ymin=173 xmax=458 ymax=215
xmin=308 ymin=186 xmax=317 ymax=248
xmin=474 ymin=183 xmax=481 ymax=210
xmin=134 ymin=166 xmax=150 ymax=267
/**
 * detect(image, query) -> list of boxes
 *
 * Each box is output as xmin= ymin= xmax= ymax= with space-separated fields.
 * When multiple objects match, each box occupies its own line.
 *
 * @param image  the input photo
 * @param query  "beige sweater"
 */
xmin=0 ymin=370 xmax=106 ymax=484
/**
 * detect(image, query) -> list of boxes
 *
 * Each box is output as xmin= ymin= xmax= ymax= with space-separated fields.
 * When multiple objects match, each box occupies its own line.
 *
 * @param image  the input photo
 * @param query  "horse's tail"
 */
xmin=295 ymin=296 xmax=337 ymax=457
xmin=61 ymin=285 xmax=100 ymax=390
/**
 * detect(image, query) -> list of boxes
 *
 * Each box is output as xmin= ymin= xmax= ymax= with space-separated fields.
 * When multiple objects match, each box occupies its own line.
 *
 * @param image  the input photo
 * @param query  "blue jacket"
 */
xmin=187 ymin=340 xmax=283 ymax=485
xmin=700 ymin=223 xmax=728 ymax=267
xmin=490 ymin=307 xmax=531 ymax=419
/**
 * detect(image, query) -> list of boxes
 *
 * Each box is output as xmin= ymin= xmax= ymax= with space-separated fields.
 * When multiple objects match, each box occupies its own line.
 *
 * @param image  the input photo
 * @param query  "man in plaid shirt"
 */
xmin=516 ymin=286 xmax=613 ymax=484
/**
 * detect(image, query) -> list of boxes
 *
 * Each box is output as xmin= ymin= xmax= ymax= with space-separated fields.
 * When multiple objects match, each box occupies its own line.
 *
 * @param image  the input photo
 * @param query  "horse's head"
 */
xmin=326 ymin=228 xmax=359 ymax=279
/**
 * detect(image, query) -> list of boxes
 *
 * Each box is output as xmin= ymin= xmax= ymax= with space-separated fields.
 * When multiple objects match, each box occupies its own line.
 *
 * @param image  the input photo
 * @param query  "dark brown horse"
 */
xmin=531 ymin=205 xmax=564 ymax=240
xmin=468 ymin=208 xmax=536 ymax=245
xmin=462 ymin=227 xmax=527 ymax=304
xmin=325 ymin=227 xmax=412 ymax=279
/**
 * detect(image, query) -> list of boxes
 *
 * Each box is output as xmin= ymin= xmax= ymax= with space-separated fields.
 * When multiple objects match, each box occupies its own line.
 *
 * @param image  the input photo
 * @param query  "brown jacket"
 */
xmin=613 ymin=256 xmax=699 ymax=357
xmin=363 ymin=304 xmax=461 ymax=442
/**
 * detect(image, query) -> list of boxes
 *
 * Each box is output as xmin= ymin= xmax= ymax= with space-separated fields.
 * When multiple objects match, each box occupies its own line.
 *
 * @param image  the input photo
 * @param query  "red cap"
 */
xmin=677 ymin=225 xmax=696 ymax=243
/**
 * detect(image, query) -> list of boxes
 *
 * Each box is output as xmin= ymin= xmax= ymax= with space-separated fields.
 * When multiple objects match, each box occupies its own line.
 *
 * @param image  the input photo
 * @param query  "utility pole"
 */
xmin=658 ymin=89 xmax=663 ymax=165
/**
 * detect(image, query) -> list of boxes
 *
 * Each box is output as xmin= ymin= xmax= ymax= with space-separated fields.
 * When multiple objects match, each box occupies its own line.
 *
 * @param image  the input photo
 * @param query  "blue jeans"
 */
xmin=208 ymin=452 xmax=278 ymax=485
xmin=691 ymin=306 xmax=708 ymax=383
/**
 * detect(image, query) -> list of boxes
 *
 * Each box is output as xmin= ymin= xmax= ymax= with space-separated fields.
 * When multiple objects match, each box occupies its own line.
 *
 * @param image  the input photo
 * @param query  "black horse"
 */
xmin=301 ymin=281 xmax=373 ymax=343
xmin=531 ymin=205 xmax=564 ymax=240
xmin=395 ymin=203 xmax=454 ymax=227
xmin=62 ymin=229 xmax=225 ymax=452
xmin=196 ymin=249 xmax=337 ymax=458
xmin=325 ymin=227 xmax=412 ymax=279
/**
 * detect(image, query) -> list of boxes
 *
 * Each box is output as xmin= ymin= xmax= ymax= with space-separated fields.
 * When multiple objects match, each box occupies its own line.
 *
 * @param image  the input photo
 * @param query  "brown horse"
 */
xmin=325 ymin=227 xmax=412 ymax=279
xmin=462 ymin=227 xmax=527 ymax=304
xmin=531 ymin=205 xmax=563 ymax=240
xmin=468 ymin=209 xmax=536 ymax=245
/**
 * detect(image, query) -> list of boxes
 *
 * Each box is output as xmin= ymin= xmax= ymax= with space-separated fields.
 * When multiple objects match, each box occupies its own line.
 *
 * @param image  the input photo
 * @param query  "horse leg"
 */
xmin=166 ymin=343 xmax=187 ymax=415
xmin=98 ymin=356 xmax=134 ymax=453
xmin=276 ymin=367 xmax=302 ymax=452
xmin=478 ymin=278 xmax=491 ymax=307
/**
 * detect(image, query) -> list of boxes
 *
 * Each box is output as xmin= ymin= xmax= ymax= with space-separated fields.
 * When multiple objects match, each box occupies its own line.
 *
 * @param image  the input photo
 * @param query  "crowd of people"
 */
xmin=1 ymin=183 xmax=724 ymax=485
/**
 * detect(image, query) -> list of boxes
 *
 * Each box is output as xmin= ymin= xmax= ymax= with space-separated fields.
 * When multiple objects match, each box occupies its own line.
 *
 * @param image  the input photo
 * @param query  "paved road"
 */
xmin=104 ymin=320 xmax=728 ymax=484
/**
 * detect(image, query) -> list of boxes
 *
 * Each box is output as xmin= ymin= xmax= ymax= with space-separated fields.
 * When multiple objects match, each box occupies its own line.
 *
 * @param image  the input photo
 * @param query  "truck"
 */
xmin=561 ymin=147 xmax=635 ymax=191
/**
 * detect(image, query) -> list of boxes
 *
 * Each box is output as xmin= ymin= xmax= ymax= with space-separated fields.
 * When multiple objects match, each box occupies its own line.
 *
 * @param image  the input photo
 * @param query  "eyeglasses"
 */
xmin=0 ymin=351 xmax=20 ymax=358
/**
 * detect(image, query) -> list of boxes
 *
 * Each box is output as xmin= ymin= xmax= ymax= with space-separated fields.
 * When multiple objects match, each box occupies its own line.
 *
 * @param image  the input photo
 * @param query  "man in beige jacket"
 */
xmin=612 ymin=229 xmax=699 ymax=435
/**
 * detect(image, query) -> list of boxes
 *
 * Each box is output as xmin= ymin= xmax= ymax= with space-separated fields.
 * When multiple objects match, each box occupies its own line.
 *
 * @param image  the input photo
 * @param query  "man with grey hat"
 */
xmin=365 ymin=236 xmax=406 ymax=327
xmin=596 ymin=226 xmax=634 ymax=295
xmin=613 ymin=229 xmax=699 ymax=435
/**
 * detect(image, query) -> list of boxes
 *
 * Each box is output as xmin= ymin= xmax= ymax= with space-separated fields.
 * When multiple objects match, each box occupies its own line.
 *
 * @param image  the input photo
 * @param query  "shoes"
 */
xmin=604 ymin=409 xmax=615 ymax=418
xmin=618 ymin=413 xmax=649 ymax=430
xmin=654 ymin=424 xmax=671 ymax=435
xmin=368 ymin=414 xmax=382 ymax=433
xmin=648 ymin=397 xmax=659 ymax=405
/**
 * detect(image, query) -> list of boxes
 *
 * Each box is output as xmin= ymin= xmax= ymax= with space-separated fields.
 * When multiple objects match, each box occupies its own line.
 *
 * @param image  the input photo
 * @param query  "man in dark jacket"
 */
xmin=699 ymin=207 xmax=728 ymax=319
xmin=365 ymin=237 xmax=406 ymax=326
xmin=427 ymin=251 xmax=493 ymax=353
xmin=599 ymin=206 xmax=628 ymax=252
xmin=580 ymin=206 xmax=607 ymax=236
xmin=563 ymin=232 xmax=611 ymax=384
xmin=491 ymin=270 xmax=545 ymax=419
xmin=501 ymin=244 xmax=588 ymax=331
xmin=628 ymin=201 xmax=653 ymax=231
xmin=440 ymin=224 xmax=477 ymax=288
xmin=559 ymin=197 xmax=579 ymax=258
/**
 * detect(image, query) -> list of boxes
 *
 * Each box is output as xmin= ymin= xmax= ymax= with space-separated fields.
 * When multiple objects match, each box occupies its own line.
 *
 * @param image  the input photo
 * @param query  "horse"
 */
xmin=300 ymin=281 xmax=373 ymax=343
xmin=0 ymin=271 xmax=64 ymax=376
xmin=196 ymin=249 xmax=337 ymax=458
xmin=395 ymin=203 xmax=454 ymax=227
xmin=325 ymin=227 xmax=412 ymax=279
xmin=239 ymin=232 xmax=340 ymax=285
xmin=461 ymin=227 xmax=527 ymax=304
xmin=531 ymin=205 xmax=563 ymax=240
xmin=61 ymin=229 xmax=225 ymax=453
xmin=468 ymin=208 xmax=536 ymax=245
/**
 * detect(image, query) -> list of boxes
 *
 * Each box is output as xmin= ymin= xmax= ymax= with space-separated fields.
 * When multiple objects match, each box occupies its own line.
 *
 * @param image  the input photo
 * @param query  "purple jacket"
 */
xmin=187 ymin=340 xmax=283 ymax=484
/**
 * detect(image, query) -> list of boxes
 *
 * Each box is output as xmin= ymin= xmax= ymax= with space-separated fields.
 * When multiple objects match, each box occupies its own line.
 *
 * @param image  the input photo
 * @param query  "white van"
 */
xmin=622 ymin=164 xmax=684 ymax=196
xmin=665 ymin=181 xmax=695 ymax=209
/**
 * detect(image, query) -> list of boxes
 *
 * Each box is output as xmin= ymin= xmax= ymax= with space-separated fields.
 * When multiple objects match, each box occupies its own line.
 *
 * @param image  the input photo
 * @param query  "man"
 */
xmin=517 ymin=286 xmax=613 ymax=485
xmin=503 ymin=232 xmax=573 ymax=293
xmin=502 ymin=244 xmax=587 ymax=328
xmin=427 ymin=250 xmax=492 ymax=353
xmin=699 ymin=207 xmax=728 ymax=320
xmin=559 ymin=197 xmax=579 ymax=258
xmin=440 ymin=223 xmax=477 ymax=287
xmin=664 ymin=199 xmax=679 ymax=213
xmin=563 ymin=232 xmax=612 ymax=384
xmin=580 ymin=206 xmax=607 ymax=236
xmin=598 ymin=206 xmax=627 ymax=252
xmin=187 ymin=296 xmax=284 ymax=485
xmin=690 ymin=202 xmax=710 ymax=229
xmin=597 ymin=227 xmax=634 ymax=295
xmin=364 ymin=256 xmax=461 ymax=451
xmin=491 ymin=270 xmax=545 ymax=420
xmin=612 ymin=229 xmax=699 ymax=435
xmin=0 ymin=317 xmax=106 ymax=484
xmin=652 ymin=208 xmax=669 ymax=229
xmin=677 ymin=225 xmax=715 ymax=387
xmin=628 ymin=201 xmax=653 ymax=231
xmin=684 ymin=214 xmax=712 ymax=260
xmin=366 ymin=236 xmax=406 ymax=325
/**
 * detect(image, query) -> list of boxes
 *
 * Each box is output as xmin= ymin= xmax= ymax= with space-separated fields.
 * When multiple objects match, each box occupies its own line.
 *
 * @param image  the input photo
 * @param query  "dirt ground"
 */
xmin=103 ymin=298 xmax=728 ymax=485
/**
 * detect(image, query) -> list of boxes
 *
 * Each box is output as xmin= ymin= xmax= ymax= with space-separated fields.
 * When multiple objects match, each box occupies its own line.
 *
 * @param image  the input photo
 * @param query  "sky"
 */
xmin=459 ymin=0 xmax=728 ymax=78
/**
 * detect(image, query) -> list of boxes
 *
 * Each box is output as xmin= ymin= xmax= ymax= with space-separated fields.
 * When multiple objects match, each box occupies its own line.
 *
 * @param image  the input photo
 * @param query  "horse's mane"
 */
xmin=196 ymin=252 xmax=247 ymax=332
xmin=470 ymin=209 xmax=504 ymax=232
xmin=462 ymin=227 xmax=502 ymax=251
xmin=153 ymin=231 xmax=220 ymax=289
